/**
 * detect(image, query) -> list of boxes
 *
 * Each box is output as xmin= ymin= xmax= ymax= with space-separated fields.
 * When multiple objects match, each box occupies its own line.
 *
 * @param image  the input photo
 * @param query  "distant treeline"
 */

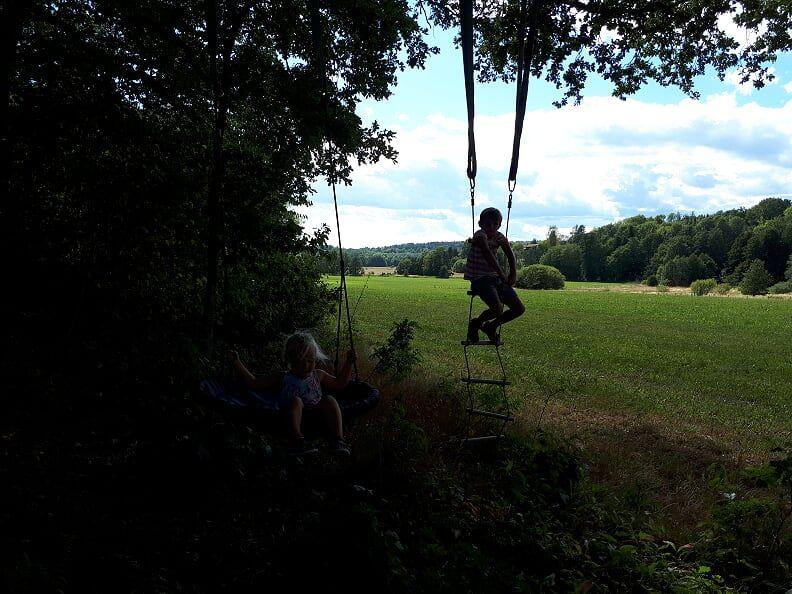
xmin=319 ymin=242 xmax=465 ymax=277
xmin=321 ymin=197 xmax=792 ymax=286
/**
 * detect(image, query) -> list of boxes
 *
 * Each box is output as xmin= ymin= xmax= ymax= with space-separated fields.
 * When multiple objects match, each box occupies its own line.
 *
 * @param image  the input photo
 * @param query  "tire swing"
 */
xmin=198 ymin=0 xmax=379 ymax=429
xmin=459 ymin=0 xmax=541 ymax=443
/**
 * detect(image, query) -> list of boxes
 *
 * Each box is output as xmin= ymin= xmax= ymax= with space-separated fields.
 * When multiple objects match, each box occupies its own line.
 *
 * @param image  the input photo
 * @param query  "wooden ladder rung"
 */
xmin=467 ymin=408 xmax=514 ymax=421
xmin=463 ymin=435 xmax=504 ymax=443
xmin=461 ymin=340 xmax=502 ymax=346
xmin=461 ymin=378 xmax=510 ymax=386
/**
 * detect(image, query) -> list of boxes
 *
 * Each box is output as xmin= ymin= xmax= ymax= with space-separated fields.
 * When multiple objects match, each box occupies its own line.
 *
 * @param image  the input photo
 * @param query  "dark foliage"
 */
xmin=424 ymin=0 xmax=790 ymax=106
xmin=739 ymin=259 xmax=774 ymax=295
xmin=4 ymin=0 xmax=433 ymax=387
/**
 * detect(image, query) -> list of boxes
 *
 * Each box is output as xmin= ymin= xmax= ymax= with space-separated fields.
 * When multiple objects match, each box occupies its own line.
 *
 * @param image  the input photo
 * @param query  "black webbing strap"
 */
xmin=309 ymin=0 xmax=358 ymax=378
xmin=461 ymin=0 xmax=477 ymax=238
xmin=508 ymin=0 xmax=541 ymax=187
xmin=461 ymin=0 xmax=477 ymax=185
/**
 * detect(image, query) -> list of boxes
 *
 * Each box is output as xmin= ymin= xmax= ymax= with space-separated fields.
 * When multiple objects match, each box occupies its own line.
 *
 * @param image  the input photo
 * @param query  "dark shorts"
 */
xmin=470 ymin=276 xmax=518 ymax=306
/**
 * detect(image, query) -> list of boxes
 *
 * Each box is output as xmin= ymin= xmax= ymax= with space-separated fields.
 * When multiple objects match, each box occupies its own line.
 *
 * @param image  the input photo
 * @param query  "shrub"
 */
xmin=645 ymin=274 xmax=658 ymax=286
xmin=656 ymin=284 xmax=669 ymax=293
xmin=372 ymin=319 xmax=421 ymax=380
xmin=713 ymin=283 xmax=731 ymax=295
xmin=768 ymin=281 xmax=792 ymax=294
xmin=739 ymin=259 xmax=773 ymax=295
xmin=516 ymin=264 xmax=565 ymax=290
xmin=785 ymin=254 xmax=792 ymax=281
xmin=690 ymin=278 xmax=717 ymax=296
xmin=723 ymin=260 xmax=749 ymax=287
xmin=435 ymin=266 xmax=451 ymax=279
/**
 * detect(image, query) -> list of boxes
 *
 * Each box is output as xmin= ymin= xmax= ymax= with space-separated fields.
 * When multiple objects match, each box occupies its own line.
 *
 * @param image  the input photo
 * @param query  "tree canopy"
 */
xmin=423 ymin=0 xmax=791 ymax=105
xmin=4 ymin=0 xmax=434 ymax=381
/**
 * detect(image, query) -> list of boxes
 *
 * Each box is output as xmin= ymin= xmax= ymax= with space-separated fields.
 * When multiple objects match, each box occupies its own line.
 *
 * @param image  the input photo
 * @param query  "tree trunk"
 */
xmin=204 ymin=0 xmax=225 ymax=354
xmin=204 ymin=1 xmax=246 ymax=354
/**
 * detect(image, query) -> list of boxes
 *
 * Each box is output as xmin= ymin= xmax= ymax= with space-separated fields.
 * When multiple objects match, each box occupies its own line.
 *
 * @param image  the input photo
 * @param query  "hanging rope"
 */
xmin=461 ymin=0 xmax=477 ymax=185
xmin=461 ymin=0 xmax=477 ymax=238
xmin=309 ymin=0 xmax=358 ymax=378
xmin=506 ymin=0 xmax=542 ymax=238
xmin=329 ymin=158 xmax=358 ymax=378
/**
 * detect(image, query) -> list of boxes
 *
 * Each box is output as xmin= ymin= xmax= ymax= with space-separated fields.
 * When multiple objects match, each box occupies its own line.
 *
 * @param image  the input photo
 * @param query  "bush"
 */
xmin=516 ymin=264 xmax=565 ymax=290
xmin=372 ymin=319 xmax=421 ymax=380
xmin=690 ymin=278 xmax=717 ymax=296
xmin=656 ymin=284 xmax=669 ymax=293
xmin=723 ymin=260 xmax=749 ymax=287
xmin=645 ymin=274 xmax=658 ymax=286
xmin=768 ymin=280 xmax=792 ymax=294
xmin=739 ymin=259 xmax=773 ymax=295
xmin=435 ymin=266 xmax=451 ymax=279
xmin=713 ymin=283 xmax=732 ymax=295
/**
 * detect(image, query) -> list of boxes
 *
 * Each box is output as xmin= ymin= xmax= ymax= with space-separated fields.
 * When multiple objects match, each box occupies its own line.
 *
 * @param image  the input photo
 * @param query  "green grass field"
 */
xmin=331 ymin=275 xmax=792 ymax=451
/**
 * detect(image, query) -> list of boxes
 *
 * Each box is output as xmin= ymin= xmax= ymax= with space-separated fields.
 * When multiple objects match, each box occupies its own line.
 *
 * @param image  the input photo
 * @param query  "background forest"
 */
xmin=323 ymin=197 xmax=792 ymax=289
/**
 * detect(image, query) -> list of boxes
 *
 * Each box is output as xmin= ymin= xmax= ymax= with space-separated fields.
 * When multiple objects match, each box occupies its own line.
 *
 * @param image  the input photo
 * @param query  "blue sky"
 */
xmin=301 ymin=28 xmax=792 ymax=248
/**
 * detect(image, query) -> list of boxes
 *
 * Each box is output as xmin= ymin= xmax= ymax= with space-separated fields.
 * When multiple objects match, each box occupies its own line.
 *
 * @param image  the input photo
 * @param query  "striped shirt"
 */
xmin=464 ymin=230 xmax=506 ymax=280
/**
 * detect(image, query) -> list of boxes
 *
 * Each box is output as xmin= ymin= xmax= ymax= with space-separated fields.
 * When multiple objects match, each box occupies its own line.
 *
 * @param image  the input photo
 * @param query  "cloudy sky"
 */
xmin=299 ymin=28 xmax=792 ymax=248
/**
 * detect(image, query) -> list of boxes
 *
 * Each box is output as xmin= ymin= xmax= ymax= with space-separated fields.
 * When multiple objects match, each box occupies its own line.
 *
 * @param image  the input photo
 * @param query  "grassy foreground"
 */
xmin=332 ymin=275 xmax=792 ymax=453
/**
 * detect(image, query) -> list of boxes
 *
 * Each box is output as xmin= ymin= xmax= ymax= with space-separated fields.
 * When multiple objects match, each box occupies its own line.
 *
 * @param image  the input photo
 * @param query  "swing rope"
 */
xmin=462 ymin=0 xmax=541 ymax=239
xmin=506 ymin=0 xmax=542 ymax=238
xmin=310 ymin=0 xmax=358 ymax=378
xmin=461 ymin=0 xmax=477 ymax=190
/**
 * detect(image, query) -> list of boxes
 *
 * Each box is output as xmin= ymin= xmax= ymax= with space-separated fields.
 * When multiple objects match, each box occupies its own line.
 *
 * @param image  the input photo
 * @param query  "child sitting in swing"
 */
xmin=465 ymin=207 xmax=525 ymax=343
xmin=228 ymin=331 xmax=355 ymax=456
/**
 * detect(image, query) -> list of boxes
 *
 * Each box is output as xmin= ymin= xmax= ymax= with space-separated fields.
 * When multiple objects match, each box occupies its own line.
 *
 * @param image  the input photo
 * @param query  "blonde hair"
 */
xmin=283 ymin=331 xmax=328 ymax=366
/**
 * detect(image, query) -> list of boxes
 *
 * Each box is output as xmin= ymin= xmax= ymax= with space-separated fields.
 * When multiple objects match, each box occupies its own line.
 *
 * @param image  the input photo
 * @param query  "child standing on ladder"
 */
xmin=465 ymin=207 xmax=525 ymax=343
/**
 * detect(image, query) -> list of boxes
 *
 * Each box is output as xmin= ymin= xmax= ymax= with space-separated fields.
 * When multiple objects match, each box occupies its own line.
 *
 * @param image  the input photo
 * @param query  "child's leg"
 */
xmin=497 ymin=293 xmax=525 ymax=326
xmin=482 ymin=291 xmax=525 ymax=333
xmin=473 ymin=280 xmax=503 ymax=325
xmin=317 ymin=395 xmax=343 ymax=440
xmin=287 ymin=396 xmax=304 ymax=439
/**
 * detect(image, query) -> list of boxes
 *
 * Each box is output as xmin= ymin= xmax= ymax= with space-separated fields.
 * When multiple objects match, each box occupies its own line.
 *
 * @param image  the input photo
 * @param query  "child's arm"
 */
xmin=501 ymin=239 xmax=518 ymax=286
xmin=319 ymin=350 xmax=356 ymax=394
xmin=227 ymin=350 xmax=281 ymax=391
xmin=473 ymin=234 xmax=507 ymax=281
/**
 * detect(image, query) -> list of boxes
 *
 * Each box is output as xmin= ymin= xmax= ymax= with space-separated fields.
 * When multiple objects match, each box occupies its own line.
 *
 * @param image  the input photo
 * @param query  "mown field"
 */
xmin=330 ymin=275 xmax=792 ymax=454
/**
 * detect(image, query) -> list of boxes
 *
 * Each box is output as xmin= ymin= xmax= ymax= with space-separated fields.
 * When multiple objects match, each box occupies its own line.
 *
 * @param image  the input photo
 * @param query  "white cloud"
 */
xmin=785 ymin=81 xmax=792 ymax=94
xmin=303 ymin=93 xmax=792 ymax=247
xmin=297 ymin=204 xmax=470 ymax=248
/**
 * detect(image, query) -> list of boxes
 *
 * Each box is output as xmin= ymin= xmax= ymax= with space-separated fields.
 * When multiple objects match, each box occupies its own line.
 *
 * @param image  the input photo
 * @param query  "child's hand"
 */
xmin=227 ymin=350 xmax=240 ymax=364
